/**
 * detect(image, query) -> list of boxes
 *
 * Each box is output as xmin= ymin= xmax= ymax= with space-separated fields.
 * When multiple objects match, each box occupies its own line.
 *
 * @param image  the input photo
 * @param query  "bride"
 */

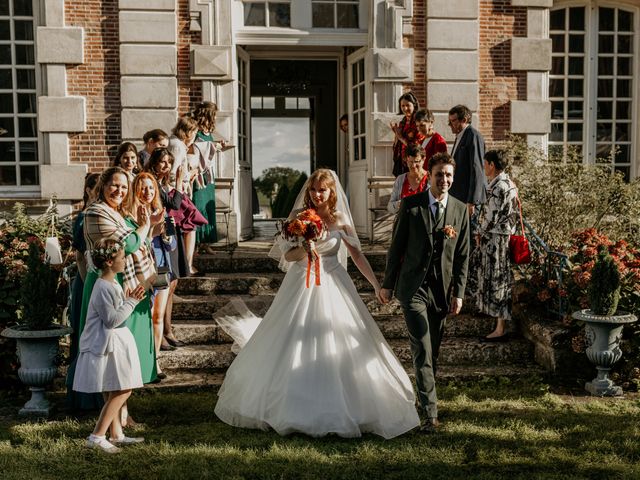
xmin=214 ymin=169 xmax=419 ymax=438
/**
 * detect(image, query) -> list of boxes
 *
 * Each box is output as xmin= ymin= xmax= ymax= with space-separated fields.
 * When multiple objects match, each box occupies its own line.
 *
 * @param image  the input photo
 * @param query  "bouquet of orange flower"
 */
xmin=281 ymin=209 xmax=324 ymax=288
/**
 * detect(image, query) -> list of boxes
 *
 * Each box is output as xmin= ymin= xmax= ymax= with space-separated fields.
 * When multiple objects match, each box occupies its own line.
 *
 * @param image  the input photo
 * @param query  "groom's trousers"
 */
xmin=400 ymin=272 xmax=448 ymax=419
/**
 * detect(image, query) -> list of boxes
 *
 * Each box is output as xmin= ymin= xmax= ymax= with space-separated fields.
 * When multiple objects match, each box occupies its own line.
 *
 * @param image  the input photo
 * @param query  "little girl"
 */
xmin=73 ymin=238 xmax=146 ymax=453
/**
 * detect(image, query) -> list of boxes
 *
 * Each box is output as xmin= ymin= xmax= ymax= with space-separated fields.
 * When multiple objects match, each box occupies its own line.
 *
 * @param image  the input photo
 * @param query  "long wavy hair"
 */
xmin=144 ymin=147 xmax=174 ymax=187
xmin=128 ymin=172 xmax=163 ymax=218
xmin=303 ymin=169 xmax=338 ymax=222
xmin=192 ymin=101 xmax=218 ymax=133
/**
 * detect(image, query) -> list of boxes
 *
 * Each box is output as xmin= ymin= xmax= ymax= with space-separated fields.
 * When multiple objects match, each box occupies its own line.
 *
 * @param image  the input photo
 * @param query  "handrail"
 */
xmin=522 ymin=218 xmax=569 ymax=319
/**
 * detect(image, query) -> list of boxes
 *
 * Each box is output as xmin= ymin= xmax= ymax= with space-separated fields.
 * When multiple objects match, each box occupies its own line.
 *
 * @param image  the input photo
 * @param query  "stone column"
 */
xmin=36 ymin=0 xmax=87 ymax=207
xmin=119 ymin=0 xmax=178 ymax=143
xmin=425 ymin=0 xmax=480 ymax=145
xmin=510 ymin=0 xmax=553 ymax=148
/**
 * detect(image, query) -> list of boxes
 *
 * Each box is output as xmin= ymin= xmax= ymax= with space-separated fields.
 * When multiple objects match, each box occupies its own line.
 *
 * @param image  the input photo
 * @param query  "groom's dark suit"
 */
xmin=382 ymin=190 xmax=470 ymax=419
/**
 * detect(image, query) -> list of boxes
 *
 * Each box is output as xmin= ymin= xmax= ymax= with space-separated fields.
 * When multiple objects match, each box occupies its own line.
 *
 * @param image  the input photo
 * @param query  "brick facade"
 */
xmin=178 ymin=0 xmax=202 ymax=115
xmin=406 ymin=0 xmax=426 ymax=108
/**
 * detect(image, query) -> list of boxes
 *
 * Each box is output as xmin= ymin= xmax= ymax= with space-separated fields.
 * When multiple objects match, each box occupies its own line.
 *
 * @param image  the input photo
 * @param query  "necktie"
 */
xmin=434 ymin=201 xmax=443 ymax=224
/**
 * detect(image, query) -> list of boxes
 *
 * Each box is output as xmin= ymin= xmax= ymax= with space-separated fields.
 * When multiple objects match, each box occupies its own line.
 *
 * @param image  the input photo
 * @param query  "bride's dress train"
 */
xmin=214 ymin=230 xmax=420 ymax=439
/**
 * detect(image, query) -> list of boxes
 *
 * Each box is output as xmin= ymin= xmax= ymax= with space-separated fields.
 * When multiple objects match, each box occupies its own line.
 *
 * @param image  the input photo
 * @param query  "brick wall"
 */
xmin=66 ymin=0 xmax=120 ymax=172
xmin=405 ymin=0 xmax=426 ymax=108
xmin=178 ymin=0 xmax=202 ymax=115
xmin=478 ymin=0 xmax=527 ymax=145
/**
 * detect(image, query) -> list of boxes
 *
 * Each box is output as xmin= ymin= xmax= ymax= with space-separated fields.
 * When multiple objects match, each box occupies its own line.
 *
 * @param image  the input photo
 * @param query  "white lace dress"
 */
xmin=214 ymin=230 xmax=420 ymax=439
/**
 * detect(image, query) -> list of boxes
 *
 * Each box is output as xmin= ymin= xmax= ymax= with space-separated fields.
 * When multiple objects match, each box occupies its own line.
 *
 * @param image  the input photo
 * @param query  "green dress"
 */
xmin=193 ymin=131 xmax=218 ymax=244
xmin=78 ymin=225 xmax=157 ymax=384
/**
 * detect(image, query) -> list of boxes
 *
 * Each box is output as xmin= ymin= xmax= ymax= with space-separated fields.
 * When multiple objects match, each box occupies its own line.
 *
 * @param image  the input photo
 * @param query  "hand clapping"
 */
xmin=125 ymin=284 xmax=146 ymax=301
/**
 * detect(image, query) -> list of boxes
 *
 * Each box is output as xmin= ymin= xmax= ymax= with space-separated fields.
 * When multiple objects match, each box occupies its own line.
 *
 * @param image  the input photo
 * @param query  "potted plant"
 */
xmin=1 ymin=204 xmax=72 ymax=416
xmin=572 ymin=247 xmax=637 ymax=396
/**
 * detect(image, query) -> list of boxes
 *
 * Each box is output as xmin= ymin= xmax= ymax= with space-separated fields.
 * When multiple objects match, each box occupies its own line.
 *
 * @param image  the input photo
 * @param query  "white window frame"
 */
xmin=0 ymin=0 xmax=40 ymax=193
xmin=241 ymin=1 xmax=292 ymax=28
xmin=550 ymin=1 xmax=639 ymax=180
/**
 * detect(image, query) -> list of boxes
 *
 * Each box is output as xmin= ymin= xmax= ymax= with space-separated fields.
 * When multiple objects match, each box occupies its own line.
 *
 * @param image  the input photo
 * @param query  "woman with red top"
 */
xmin=416 ymin=109 xmax=447 ymax=168
xmin=387 ymin=144 xmax=429 ymax=214
xmin=390 ymin=92 xmax=425 ymax=177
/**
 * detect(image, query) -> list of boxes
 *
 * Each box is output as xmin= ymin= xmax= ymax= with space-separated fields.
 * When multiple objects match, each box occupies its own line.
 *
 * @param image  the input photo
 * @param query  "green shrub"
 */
xmin=588 ymin=247 xmax=621 ymax=315
xmin=19 ymin=242 xmax=59 ymax=330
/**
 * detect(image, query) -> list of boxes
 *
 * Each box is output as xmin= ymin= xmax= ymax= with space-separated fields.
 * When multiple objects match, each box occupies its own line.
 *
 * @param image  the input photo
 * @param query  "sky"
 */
xmin=251 ymin=117 xmax=310 ymax=179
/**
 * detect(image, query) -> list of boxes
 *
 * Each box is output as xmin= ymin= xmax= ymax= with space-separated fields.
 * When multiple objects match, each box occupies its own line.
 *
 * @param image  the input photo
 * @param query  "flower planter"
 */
xmin=571 ymin=309 xmax=637 ymax=396
xmin=1 ymin=325 xmax=72 ymax=416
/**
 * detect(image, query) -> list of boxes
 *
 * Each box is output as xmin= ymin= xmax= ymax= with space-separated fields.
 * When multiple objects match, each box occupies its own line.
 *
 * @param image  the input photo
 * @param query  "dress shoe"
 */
xmin=156 ymin=371 xmax=167 ymax=380
xmin=419 ymin=417 xmax=440 ymax=433
xmin=481 ymin=333 xmax=509 ymax=343
xmin=165 ymin=336 xmax=186 ymax=348
xmin=160 ymin=343 xmax=176 ymax=351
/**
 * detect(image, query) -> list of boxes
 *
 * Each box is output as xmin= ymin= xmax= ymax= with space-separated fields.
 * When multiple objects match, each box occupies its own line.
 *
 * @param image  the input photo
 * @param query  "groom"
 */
xmin=379 ymin=152 xmax=470 ymax=433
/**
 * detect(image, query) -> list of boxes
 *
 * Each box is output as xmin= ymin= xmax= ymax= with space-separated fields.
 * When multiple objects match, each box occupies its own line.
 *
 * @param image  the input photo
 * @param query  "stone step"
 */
xmin=158 ymin=337 xmax=533 ymax=372
xmin=145 ymin=364 xmax=546 ymax=393
xmin=170 ymin=313 xmax=499 ymax=345
xmin=193 ymin=251 xmax=388 ymax=274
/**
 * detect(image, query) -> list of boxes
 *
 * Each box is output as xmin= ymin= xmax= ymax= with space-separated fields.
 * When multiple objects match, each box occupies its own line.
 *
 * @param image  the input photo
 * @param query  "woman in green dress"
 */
xmin=191 ymin=101 xmax=219 ymax=244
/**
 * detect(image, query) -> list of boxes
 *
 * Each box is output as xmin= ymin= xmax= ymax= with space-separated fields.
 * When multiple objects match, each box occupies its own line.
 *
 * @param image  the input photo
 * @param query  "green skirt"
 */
xmin=193 ymin=182 xmax=218 ymax=244
xmin=78 ymin=270 xmax=157 ymax=384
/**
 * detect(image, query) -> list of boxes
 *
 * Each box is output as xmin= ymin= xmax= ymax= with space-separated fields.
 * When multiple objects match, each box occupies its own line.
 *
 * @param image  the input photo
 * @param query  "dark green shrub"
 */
xmin=19 ymin=242 xmax=59 ymax=330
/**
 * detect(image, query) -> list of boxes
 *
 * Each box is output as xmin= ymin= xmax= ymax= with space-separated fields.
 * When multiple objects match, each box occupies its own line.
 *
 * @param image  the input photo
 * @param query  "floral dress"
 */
xmin=467 ymin=172 xmax=518 ymax=320
xmin=392 ymin=116 xmax=425 ymax=177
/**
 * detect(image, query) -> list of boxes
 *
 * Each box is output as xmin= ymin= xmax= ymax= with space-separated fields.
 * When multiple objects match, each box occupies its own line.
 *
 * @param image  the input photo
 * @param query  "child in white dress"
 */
xmin=73 ymin=239 xmax=146 ymax=453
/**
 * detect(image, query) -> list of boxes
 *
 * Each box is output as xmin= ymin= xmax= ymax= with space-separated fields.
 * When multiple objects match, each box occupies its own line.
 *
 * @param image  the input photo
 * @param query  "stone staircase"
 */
xmin=155 ymin=242 xmax=542 ymax=391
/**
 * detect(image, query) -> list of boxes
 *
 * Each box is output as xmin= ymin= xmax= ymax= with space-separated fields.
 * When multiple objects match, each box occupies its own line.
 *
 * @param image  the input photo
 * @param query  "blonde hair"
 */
xmin=303 ymin=169 xmax=338 ymax=222
xmin=127 ymin=172 xmax=163 ymax=218
xmin=192 ymin=101 xmax=218 ymax=133
xmin=171 ymin=115 xmax=199 ymax=141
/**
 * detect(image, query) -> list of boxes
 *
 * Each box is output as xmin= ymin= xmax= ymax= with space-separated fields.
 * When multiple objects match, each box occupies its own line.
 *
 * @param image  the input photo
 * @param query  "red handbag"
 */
xmin=509 ymin=190 xmax=531 ymax=265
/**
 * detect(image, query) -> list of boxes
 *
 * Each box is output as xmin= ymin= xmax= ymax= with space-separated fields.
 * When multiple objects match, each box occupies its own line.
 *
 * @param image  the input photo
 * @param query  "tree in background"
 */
xmin=254 ymin=167 xmax=305 ymax=218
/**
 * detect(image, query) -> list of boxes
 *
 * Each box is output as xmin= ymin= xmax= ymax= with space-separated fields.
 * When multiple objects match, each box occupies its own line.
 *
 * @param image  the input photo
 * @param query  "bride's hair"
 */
xmin=303 ymin=169 xmax=338 ymax=220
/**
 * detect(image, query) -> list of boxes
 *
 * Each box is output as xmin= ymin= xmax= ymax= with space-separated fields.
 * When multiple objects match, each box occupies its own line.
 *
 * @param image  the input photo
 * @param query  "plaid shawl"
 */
xmin=84 ymin=201 xmax=156 ymax=290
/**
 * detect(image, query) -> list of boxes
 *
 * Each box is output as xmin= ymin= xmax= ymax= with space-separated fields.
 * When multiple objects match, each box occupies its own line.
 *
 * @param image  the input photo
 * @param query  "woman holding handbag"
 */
xmin=467 ymin=150 xmax=519 ymax=342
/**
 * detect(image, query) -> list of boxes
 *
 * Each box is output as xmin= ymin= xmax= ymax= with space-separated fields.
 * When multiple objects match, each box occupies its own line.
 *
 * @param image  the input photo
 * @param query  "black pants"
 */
xmin=400 ymin=273 xmax=448 ymax=418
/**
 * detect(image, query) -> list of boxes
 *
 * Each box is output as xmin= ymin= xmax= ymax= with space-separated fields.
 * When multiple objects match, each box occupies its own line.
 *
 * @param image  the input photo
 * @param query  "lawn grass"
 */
xmin=1 ymin=379 xmax=639 ymax=479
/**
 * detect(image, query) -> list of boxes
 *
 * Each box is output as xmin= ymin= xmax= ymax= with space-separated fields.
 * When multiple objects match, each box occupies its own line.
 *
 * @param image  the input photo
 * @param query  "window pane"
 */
xmin=20 ymin=165 xmax=37 ymax=185
xmin=617 ymin=79 xmax=631 ymax=98
xmin=597 ymin=122 xmax=612 ymax=142
xmin=0 ymin=116 xmax=14 ymax=136
xmin=18 ymin=117 xmax=35 ymax=137
xmin=244 ymin=3 xmax=266 ymax=26
xmin=298 ymin=97 xmax=309 ymax=109
xmin=14 ymin=20 xmax=33 ymax=41
xmin=597 ymin=78 xmax=613 ymax=97
xmin=13 ymin=0 xmax=32 ymax=16
xmin=0 ymin=69 xmax=11 ymax=88
xmin=250 ymin=97 xmax=261 ymax=109
xmin=0 ymin=45 xmax=11 ymax=64
xmin=285 ymin=97 xmax=296 ymax=109
xmin=616 ymin=101 xmax=631 ymax=119
xmin=359 ymin=110 xmax=365 ymax=134
xmin=0 ymin=165 xmax=16 ymax=185
xmin=567 ymin=123 xmax=582 ymax=141
xmin=598 ymin=35 xmax=614 ymax=53
xmin=549 ymin=78 xmax=564 ymax=97
xmin=568 ymin=78 xmax=583 ymax=97
xmin=614 ymin=166 xmax=630 ymax=182
xmin=569 ymin=34 xmax=583 ymax=52
xmin=0 ymin=92 xmax=12 ymax=113
xmin=616 ymin=123 xmax=630 ymax=141
xmin=597 ymin=101 xmax=613 ymax=119
xmin=352 ymin=87 xmax=357 ymax=109
xmin=550 ymin=9 xmax=565 ymax=31
xmin=15 ymin=44 xmax=34 ymax=65
xmin=595 ymin=144 xmax=612 ymax=160
xmin=568 ymin=57 xmax=583 ymax=74
xmin=549 ymin=123 xmax=563 ymax=142
xmin=269 ymin=3 xmax=290 ymax=28
xmin=616 ymin=145 xmax=630 ymax=163
xmin=0 ymin=20 xmax=9 ymax=40
xmin=0 ymin=141 xmax=13 ymax=161
xmin=353 ymin=110 xmax=359 ymax=134
xmin=0 ymin=0 xmax=7 ymax=16
xmin=312 ymin=4 xmax=334 ymax=28
xmin=551 ymin=101 xmax=564 ymax=119
xmin=598 ymin=57 xmax=613 ymax=75
xmin=359 ymin=137 xmax=366 ymax=159
xmin=567 ymin=101 xmax=583 ymax=119
xmin=17 ymin=93 xmax=35 ymax=113
xmin=618 ymin=35 xmax=632 ymax=54
xmin=618 ymin=10 xmax=633 ymax=32
xmin=551 ymin=57 xmax=564 ymax=75
xmin=353 ymin=139 xmax=359 ymax=160
xmin=551 ymin=34 xmax=564 ymax=52
xmin=599 ymin=7 xmax=615 ymax=31
xmin=19 ymin=141 xmax=36 ymax=162
xmin=262 ymin=97 xmax=275 ymax=109
xmin=358 ymin=60 xmax=364 ymax=83
xmin=617 ymin=57 xmax=631 ymax=76
xmin=569 ymin=7 xmax=585 ymax=30
xmin=337 ymin=4 xmax=358 ymax=28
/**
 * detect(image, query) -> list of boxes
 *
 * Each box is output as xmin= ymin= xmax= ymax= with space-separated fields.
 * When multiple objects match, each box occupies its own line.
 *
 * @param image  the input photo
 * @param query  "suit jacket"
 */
xmin=449 ymin=125 xmax=486 ymax=205
xmin=382 ymin=191 xmax=470 ymax=304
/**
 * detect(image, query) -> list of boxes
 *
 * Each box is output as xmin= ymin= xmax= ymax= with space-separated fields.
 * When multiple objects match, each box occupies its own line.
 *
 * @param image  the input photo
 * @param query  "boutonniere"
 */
xmin=442 ymin=225 xmax=457 ymax=239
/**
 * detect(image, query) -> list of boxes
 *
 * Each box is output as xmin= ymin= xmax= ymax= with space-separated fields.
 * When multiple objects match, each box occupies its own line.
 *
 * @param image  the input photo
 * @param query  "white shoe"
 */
xmin=86 ymin=435 xmax=121 ymax=453
xmin=109 ymin=436 xmax=145 ymax=445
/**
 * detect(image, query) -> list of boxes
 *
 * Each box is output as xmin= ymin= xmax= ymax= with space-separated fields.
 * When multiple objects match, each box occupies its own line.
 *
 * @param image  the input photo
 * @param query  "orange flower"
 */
xmin=442 ymin=225 xmax=457 ymax=239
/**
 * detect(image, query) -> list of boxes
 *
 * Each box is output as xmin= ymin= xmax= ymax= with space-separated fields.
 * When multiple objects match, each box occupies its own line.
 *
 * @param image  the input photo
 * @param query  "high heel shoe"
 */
xmin=165 ymin=336 xmax=186 ymax=348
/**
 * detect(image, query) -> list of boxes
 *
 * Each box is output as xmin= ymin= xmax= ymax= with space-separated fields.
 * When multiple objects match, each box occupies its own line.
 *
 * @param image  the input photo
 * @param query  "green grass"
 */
xmin=1 ymin=379 xmax=639 ymax=479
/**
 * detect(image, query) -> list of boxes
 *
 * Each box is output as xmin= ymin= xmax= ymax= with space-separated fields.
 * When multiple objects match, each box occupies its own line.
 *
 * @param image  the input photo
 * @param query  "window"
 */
xmin=550 ymin=4 xmax=636 ymax=180
xmin=0 ymin=0 xmax=38 ymax=188
xmin=243 ymin=1 xmax=291 ymax=27
xmin=351 ymin=58 xmax=366 ymax=162
xmin=312 ymin=0 xmax=358 ymax=29
xmin=238 ymin=55 xmax=249 ymax=164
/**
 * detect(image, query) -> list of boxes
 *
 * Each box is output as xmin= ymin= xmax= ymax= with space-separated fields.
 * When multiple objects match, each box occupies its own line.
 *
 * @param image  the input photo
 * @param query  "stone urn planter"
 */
xmin=2 ymin=325 xmax=72 ymax=416
xmin=571 ymin=309 xmax=637 ymax=396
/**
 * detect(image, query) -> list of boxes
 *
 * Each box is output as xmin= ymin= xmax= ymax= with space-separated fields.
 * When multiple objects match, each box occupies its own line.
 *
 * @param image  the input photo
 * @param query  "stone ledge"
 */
xmin=36 ymin=27 xmax=84 ymax=64
xmin=119 ymin=0 xmax=176 ymax=10
xmin=512 ymin=0 xmax=553 ymax=7
xmin=40 ymin=164 xmax=87 ymax=200
xmin=38 ymin=96 xmax=86 ymax=132
xmin=191 ymin=45 xmax=232 ymax=80
xmin=427 ymin=0 xmax=478 ymax=19
xmin=511 ymin=100 xmax=551 ymax=133
xmin=512 ymin=38 xmax=552 ymax=71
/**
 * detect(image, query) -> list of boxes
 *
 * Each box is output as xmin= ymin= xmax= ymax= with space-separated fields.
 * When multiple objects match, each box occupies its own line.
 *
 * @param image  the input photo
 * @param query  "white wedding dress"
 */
xmin=214 ymin=229 xmax=420 ymax=439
